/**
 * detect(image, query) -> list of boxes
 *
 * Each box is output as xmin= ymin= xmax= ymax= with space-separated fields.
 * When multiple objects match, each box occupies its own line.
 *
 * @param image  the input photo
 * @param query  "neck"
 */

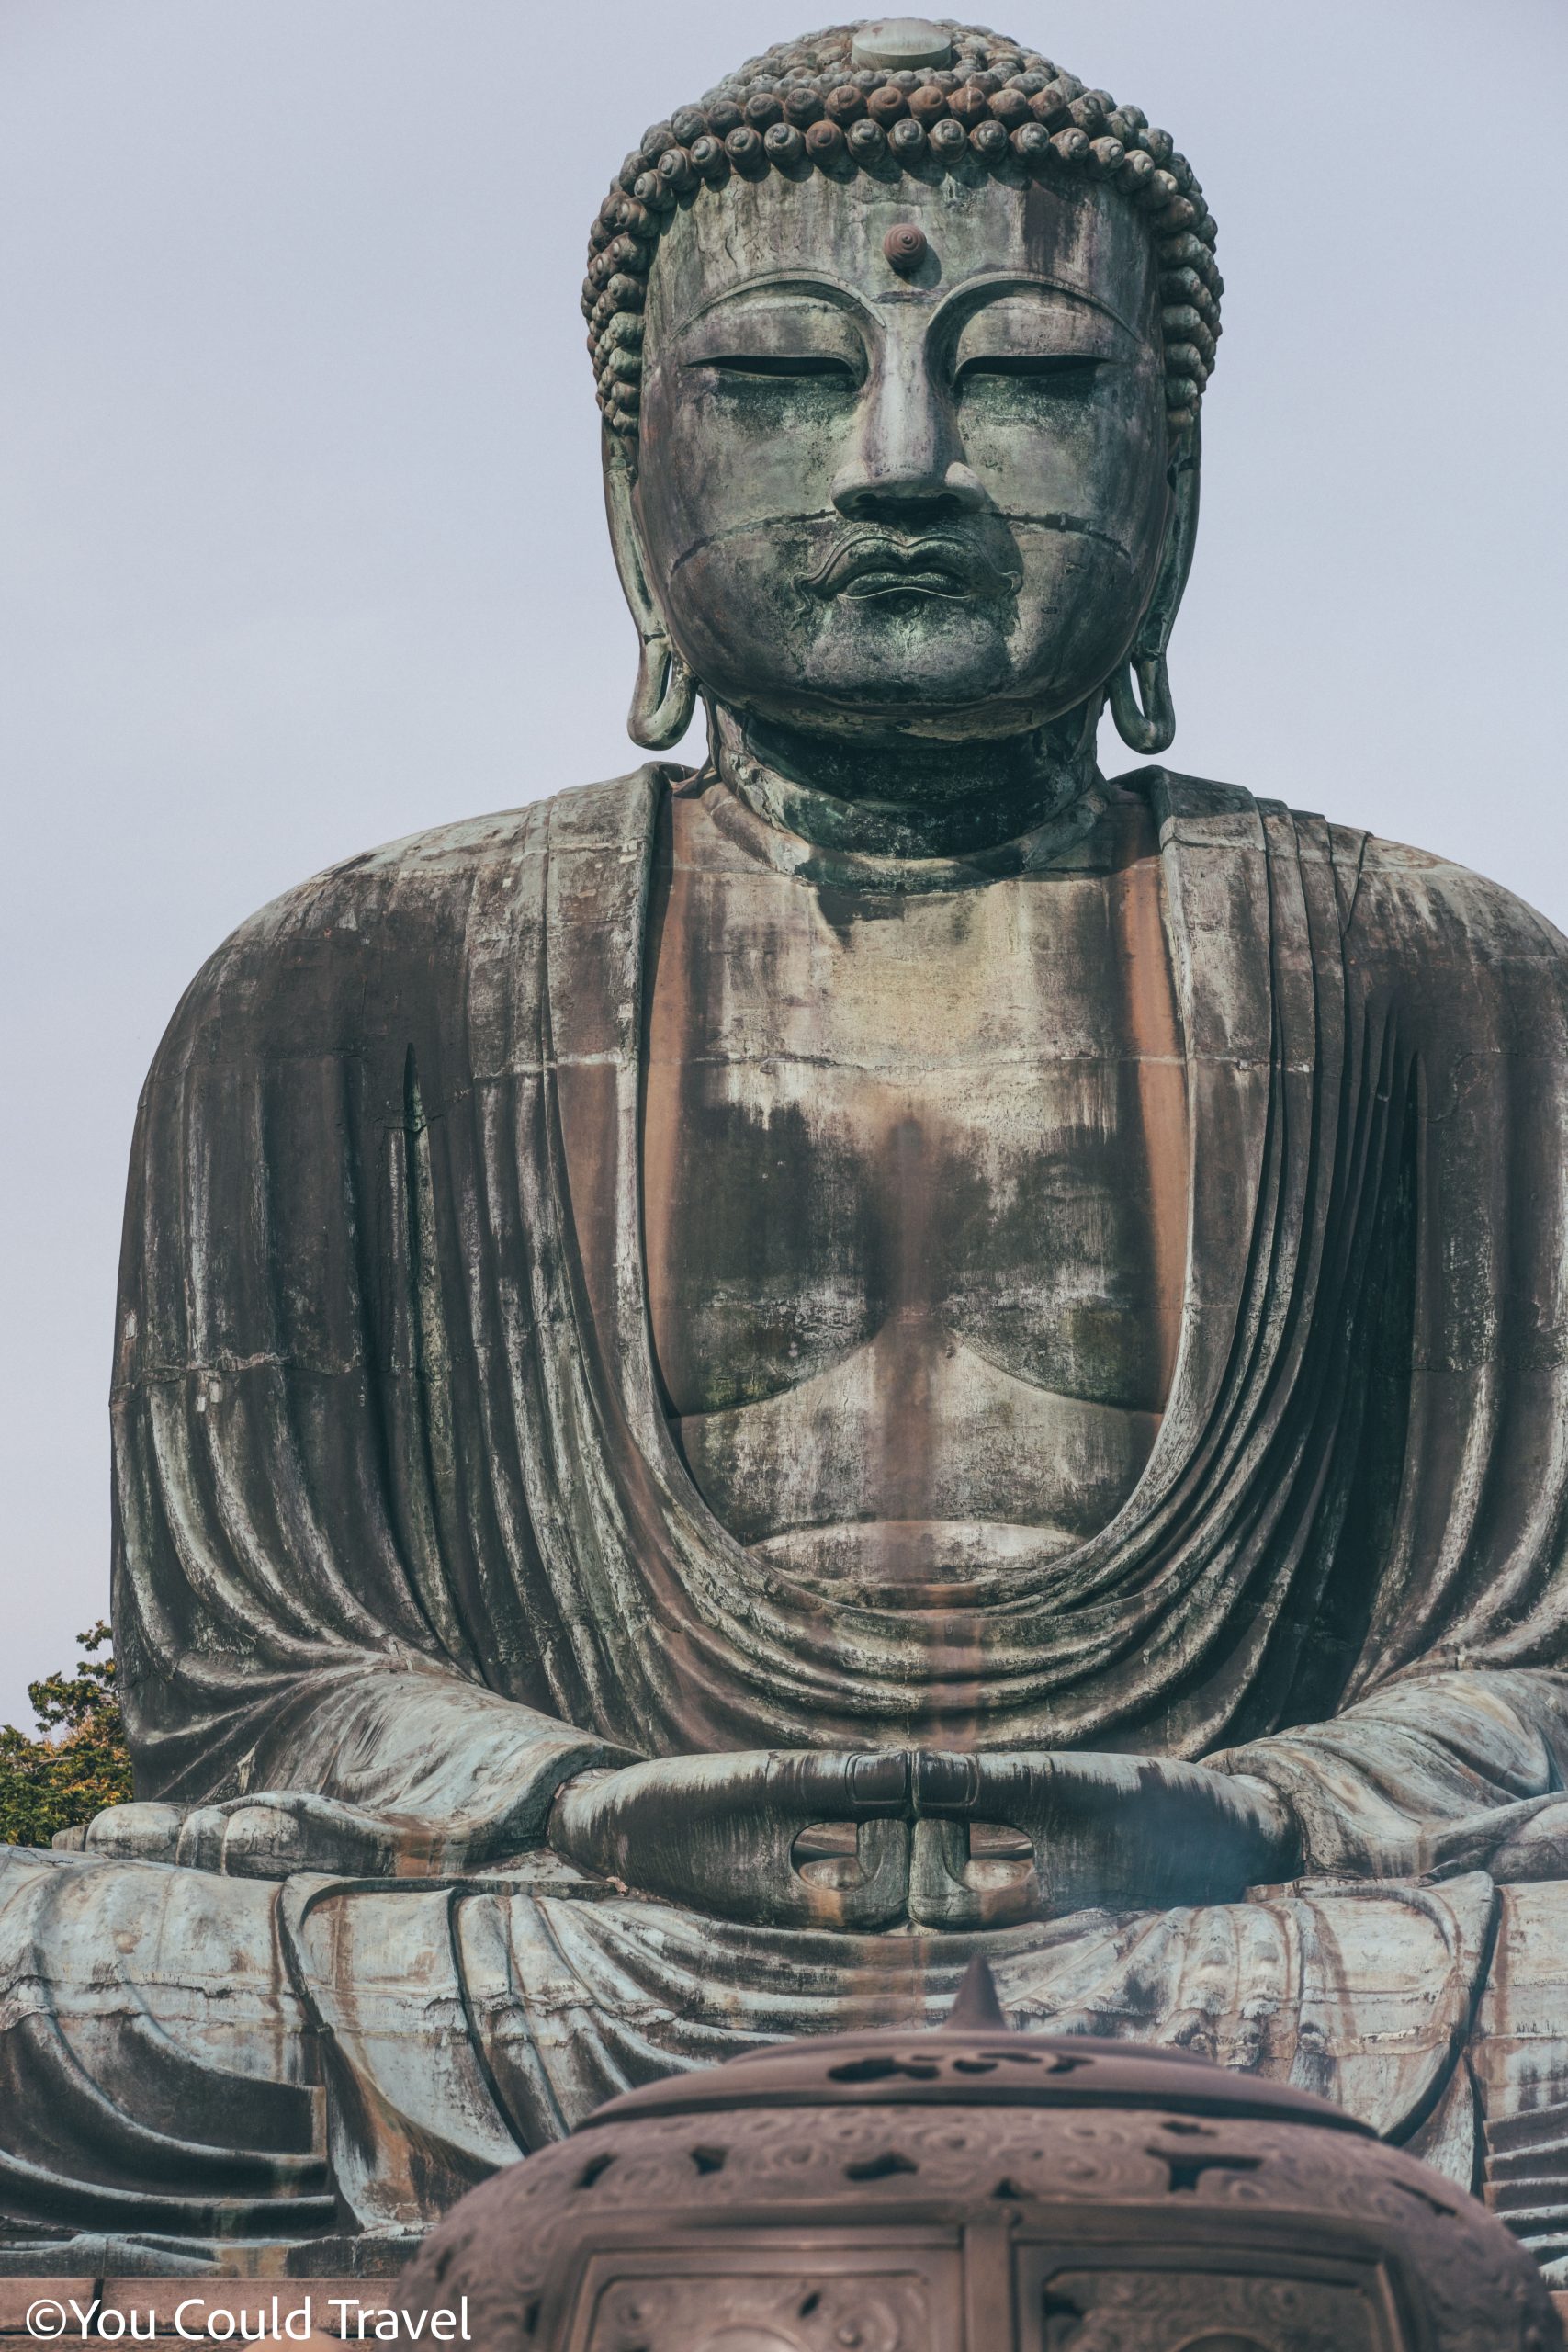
xmin=708 ymin=702 xmax=1103 ymax=862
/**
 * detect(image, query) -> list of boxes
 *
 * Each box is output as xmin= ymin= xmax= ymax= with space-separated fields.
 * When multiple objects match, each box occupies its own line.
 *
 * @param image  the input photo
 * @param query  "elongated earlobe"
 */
xmin=1110 ymin=421 xmax=1201 ymax=759
xmin=628 ymin=631 xmax=697 ymax=751
xmin=604 ymin=434 xmax=700 ymax=752
xmin=1110 ymin=653 xmax=1176 ymax=755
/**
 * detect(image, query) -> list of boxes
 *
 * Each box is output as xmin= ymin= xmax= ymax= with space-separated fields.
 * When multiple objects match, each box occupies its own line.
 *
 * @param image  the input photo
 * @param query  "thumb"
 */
xmin=765 ymin=1749 xmax=911 ymax=1819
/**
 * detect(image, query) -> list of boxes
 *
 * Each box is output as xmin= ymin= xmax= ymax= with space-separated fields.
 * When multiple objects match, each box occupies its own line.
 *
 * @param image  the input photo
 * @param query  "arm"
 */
xmin=104 ymin=817 xmax=637 ymax=1871
xmin=1198 ymin=858 xmax=1568 ymax=1893
xmin=1208 ymin=1667 xmax=1568 ymax=1882
xmin=83 ymin=1668 xmax=637 ymax=1873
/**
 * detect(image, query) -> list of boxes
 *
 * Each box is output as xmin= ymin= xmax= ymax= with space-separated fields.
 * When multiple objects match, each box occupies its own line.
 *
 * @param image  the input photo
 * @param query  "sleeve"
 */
xmin=1207 ymin=849 xmax=1568 ymax=1885
xmin=1212 ymin=1668 xmax=1568 ymax=1878
xmin=109 ymin=817 xmax=638 ymax=1848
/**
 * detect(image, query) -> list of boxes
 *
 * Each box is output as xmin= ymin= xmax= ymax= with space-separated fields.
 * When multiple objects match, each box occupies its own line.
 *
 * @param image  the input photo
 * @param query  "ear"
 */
xmin=1109 ymin=420 xmax=1201 ymax=756
xmin=604 ymin=435 xmax=698 ymax=752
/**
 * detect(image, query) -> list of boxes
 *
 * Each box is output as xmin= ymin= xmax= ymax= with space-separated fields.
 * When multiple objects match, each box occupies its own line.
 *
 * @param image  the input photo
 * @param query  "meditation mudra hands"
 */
xmin=79 ymin=1748 xmax=1296 ymax=1927
xmin=547 ymin=1747 xmax=1300 ymax=1932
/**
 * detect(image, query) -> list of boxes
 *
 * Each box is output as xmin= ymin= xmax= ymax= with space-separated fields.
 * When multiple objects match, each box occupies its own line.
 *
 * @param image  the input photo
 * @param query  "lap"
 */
xmin=0 ymin=1844 xmax=1529 ymax=2254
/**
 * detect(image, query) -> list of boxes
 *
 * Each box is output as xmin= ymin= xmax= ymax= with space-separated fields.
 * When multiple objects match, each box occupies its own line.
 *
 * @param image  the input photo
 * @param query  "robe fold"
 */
xmin=7 ymin=763 xmax=1568 ymax=2269
xmin=108 ymin=764 xmax=1568 ymax=1774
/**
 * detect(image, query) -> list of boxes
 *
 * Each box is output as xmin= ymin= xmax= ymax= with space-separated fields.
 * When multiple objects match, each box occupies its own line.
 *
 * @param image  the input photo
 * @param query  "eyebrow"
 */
xmin=937 ymin=272 xmax=1142 ymax=336
xmin=680 ymin=275 xmax=871 ymax=331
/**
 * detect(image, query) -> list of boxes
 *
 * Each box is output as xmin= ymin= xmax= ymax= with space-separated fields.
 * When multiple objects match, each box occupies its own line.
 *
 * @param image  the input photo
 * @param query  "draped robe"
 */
xmin=7 ymin=763 xmax=1568 ymax=2273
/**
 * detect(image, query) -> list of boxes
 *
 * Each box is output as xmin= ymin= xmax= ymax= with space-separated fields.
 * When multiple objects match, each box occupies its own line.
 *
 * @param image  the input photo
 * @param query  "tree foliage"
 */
xmin=0 ymin=1622 xmax=133 ymax=1847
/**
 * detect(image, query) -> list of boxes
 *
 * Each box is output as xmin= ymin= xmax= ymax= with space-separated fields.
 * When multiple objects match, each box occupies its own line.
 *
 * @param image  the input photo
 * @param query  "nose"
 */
xmin=830 ymin=344 xmax=985 ymax=530
xmin=832 ymin=461 xmax=985 ymax=531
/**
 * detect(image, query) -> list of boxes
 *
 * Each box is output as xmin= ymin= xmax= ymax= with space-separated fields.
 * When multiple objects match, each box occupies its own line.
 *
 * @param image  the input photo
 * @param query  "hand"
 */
xmin=83 ymin=1792 xmax=466 ymax=1878
xmin=548 ymin=1750 xmax=911 ymax=1931
xmin=907 ymin=1751 xmax=1298 ymax=1931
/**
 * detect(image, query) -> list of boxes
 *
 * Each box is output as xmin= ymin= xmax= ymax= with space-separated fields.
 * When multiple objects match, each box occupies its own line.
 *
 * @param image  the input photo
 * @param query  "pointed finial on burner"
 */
xmin=944 ymin=1955 xmax=1010 ymax=2032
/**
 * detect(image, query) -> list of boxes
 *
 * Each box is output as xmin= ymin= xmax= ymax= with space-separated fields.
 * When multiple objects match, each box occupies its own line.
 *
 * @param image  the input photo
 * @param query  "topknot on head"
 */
xmin=585 ymin=19 xmax=1221 ymax=446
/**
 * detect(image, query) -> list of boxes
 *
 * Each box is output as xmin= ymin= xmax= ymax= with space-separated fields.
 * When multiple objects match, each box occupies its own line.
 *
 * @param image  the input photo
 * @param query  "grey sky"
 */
xmin=1 ymin=0 xmax=1564 ymax=1728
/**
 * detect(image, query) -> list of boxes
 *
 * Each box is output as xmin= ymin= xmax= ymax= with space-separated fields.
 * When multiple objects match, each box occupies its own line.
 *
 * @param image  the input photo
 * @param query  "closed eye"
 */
xmin=697 ymin=354 xmax=860 ymax=383
xmin=956 ymin=354 xmax=1114 ymax=385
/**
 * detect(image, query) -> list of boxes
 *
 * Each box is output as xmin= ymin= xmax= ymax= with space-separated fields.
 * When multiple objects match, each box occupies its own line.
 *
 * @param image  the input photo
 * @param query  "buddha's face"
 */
xmin=632 ymin=169 xmax=1172 ymax=746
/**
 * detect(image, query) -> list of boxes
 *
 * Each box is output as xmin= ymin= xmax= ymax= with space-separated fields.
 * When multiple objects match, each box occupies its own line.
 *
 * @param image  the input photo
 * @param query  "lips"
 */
xmin=804 ymin=530 xmax=1020 ymax=602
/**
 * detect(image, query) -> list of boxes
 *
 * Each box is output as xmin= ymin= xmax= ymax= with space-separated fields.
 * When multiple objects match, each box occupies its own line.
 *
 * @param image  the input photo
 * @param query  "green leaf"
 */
xmin=0 ymin=1622 xmax=133 ymax=1847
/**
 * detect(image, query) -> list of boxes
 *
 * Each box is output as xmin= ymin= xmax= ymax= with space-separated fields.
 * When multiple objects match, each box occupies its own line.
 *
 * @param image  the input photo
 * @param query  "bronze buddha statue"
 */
xmin=6 ymin=14 xmax=1568 ymax=2283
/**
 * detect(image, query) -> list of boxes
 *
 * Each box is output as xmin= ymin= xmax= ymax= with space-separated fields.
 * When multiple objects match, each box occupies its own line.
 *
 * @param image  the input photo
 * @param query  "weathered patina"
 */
xmin=6 ymin=9 xmax=1568 ymax=2292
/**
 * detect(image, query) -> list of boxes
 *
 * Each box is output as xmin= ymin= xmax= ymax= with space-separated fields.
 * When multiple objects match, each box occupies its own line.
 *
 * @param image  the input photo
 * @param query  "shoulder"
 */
xmin=145 ymin=766 xmax=671 ymax=1078
xmin=1133 ymin=763 xmax=1568 ymax=976
xmin=236 ymin=765 xmax=664 ymax=952
xmin=1348 ymin=831 xmax=1568 ymax=991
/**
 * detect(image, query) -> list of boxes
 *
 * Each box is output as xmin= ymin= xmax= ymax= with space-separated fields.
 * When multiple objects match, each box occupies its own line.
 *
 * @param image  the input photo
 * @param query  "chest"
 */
xmin=642 ymin=794 xmax=1189 ymax=1423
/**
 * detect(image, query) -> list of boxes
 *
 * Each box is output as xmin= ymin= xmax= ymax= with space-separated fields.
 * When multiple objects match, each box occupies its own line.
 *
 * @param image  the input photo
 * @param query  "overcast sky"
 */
xmin=2 ymin=1 xmax=1565 ymax=1730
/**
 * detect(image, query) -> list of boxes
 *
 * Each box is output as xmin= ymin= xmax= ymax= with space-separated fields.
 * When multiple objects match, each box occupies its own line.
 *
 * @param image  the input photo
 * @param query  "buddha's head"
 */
xmin=588 ymin=18 xmax=1218 ymax=773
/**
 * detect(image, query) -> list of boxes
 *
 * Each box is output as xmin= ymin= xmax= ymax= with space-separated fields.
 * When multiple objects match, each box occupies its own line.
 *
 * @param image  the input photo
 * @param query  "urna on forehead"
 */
xmin=584 ymin=17 xmax=1221 ymax=443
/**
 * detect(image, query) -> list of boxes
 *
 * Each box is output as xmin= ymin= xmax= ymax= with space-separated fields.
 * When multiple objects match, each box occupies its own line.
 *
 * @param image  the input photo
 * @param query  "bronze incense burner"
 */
xmin=399 ymin=1967 xmax=1559 ymax=2352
